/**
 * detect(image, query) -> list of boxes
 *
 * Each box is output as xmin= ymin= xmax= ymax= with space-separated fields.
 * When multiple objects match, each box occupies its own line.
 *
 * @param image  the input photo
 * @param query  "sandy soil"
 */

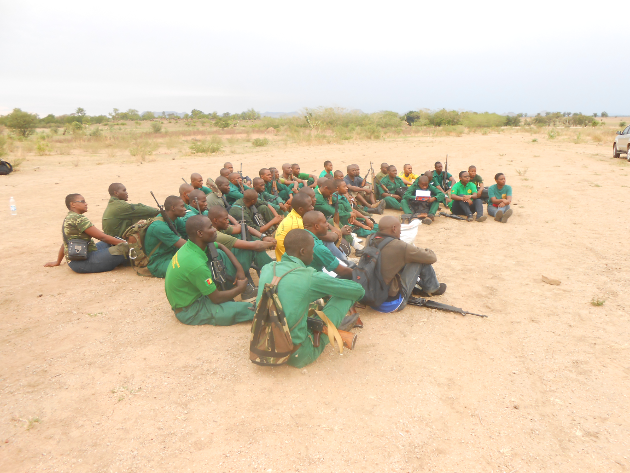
xmin=1 ymin=132 xmax=629 ymax=472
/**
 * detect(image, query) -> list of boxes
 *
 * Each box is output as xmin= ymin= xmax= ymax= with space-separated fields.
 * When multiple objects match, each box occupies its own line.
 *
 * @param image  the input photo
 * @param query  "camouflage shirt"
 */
xmin=63 ymin=211 xmax=98 ymax=261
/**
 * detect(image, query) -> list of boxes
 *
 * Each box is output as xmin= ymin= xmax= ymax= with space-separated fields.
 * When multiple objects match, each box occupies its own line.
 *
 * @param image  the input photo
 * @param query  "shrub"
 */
xmin=252 ymin=138 xmax=269 ymax=147
xmin=215 ymin=117 xmax=232 ymax=129
xmin=89 ymin=126 xmax=103 ymax=137
xmin=547 ymin=129 xmax=558 ymax=140
xmin=36 ymin=141 xmax=52 ymax=155
xmin=620 ymin=122 xmax=627 ymax=127
xmin=189 ymin=136 xmax=223 ymax=154
xmin=129 ymin=141 xmax=158 ymax=160
xmin=5 ymin=108 xmax=38 ymax=137
xmin=0 ymin=135 xmax=6 ymax=157
xmin=150 ymin=121 xmax=162 ymax=133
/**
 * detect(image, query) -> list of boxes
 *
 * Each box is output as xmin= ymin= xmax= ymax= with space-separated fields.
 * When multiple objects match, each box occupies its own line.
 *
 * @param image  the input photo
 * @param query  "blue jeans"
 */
xmin=452 ymin=198 xmax=484 ymax=217
xmin=398 ymin=263 xmax=440 ymax=310
xmin=487 ymin=204 xmax=510 ymax=217
xmin=68 ymin=241 xmax=125 ymax=274
xmin=324 ymin=241 xmax=349 ymax=263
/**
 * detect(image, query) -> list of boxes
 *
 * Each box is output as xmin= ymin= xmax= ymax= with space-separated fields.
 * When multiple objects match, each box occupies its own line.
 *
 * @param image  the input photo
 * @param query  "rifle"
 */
xmin=181 ymin=177 xmax=188 ymax=185
xmin=407 ymin=297 xmax=488 ymax=318
xmin=307 ymin=317 xmax=357 ymax=350
xmin=333 ymin=193 xmax=341 ymax=248
xmin=207 ymin=243 xmax=227 ymax=291
xmin=442 ymin=154 xmax=452 ymax=192
xmin=251 ymin=203 xmax=266 ymax=228
xmin=240 ymin=204 xmax=248 ymax=241
xmin=439 ymin=211 xmax=465 ymax=221
xmin=373 ymin=176 xmax=389 ymax=195
xmin=271 ymin=176 xmax=279 ymax=197
xmin=150 ymin=191 xmax=180 ymax=236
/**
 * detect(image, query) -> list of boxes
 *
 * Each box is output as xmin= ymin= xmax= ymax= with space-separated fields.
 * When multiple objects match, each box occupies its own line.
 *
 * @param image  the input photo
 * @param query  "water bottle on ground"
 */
xmin=10 ymin=197 xmax=17 ymax=215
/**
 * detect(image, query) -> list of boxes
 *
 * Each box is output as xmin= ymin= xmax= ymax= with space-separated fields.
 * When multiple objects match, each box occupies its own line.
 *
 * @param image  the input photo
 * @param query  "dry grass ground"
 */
xmin=1 ymin=129 xmax=630 ymax=472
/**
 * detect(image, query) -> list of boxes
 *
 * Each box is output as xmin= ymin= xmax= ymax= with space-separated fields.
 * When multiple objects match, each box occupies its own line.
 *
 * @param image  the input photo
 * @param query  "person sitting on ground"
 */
xmin=374 ymin=162 xmax=389 ymax=183
xmin=224 ymin=161 xmax=251 ymax=186
xmin=229 ymin=189 xmax=284 ymax=236
xmin=278 ymin=163 xmax=300 ymax=193
xmin=208 ymin=176 xmax=235 ymax=211
xmin=223 ymin=162 xmax=234 ymax=173
xmin=400 ymin=164 xmax=418 ymax=186
xmin=256 ymin=229 xmax=365 ymax=368
xmin=219 ymin=167 xmax=232 ymax=179
xmin=252 ymin=176 xmax=289 ymax=215
xmin=487 ymin=173 xmax=513 ymax=223
xmin=179 ymin=183 xmax=194 ymax=207
xmin=144 ymin=195 xmax=188 ymax=278
xmin=225 ymin=172 xmax=251 ymax=205
xmin=102 ymin=183 xmax=158 ymax=238
xmin=333 ymin=169 xmax=344 ymax=180
xmin=376 ymin=165 xmax=406 ymax=210
xmin=319 ymin=160 xmax=334 ymax=179
xmin=344 ymin=164 xmax=380 ymax=209
xmin=402 ymin=175 xmax=445 ymax=224
xmin=182 ymin=189 xmax=209 ymax=218
xmin=335 ymin=179 xmax=380 ymax=237
xmin=261 ymin=167 xmax=292 ymax=203
xmin=302 ymin=211 xmax=354 ymax=279
xmin=431 ymin=161 xmax=456 ymax=196
xmin=273 ymin=192 xmax=314 ymax=260
xmin=291 ymin=163 xmax=317 ymax=188
xmin=190 ymin=173 xmax=214 ymax=196
xmin=450 ymin=171 xmax=487 ymax=222
xmin=468 ymin=165 xmax=487 ymax=201
xmin=165 ymin=214 xmax=254 ymax=326
xmin=46 ymin=193 xmax=127 ymax=273
xmin=368 ymin=216 xmax=446 ymax=311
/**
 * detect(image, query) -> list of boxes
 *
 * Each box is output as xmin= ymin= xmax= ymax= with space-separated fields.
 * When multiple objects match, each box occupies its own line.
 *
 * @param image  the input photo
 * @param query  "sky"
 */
xmin=0 ymin=0 xmax=626 ymax=117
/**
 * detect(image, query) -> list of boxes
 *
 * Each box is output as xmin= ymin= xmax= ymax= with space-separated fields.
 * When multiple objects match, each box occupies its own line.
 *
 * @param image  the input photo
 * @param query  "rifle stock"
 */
xmin=333 ymin=194 xmax=341 ymax=248
xmin=308 ymin=318 xmax=357 ymax=349
xmin=240 ymin=205 xmax=248 ymax=241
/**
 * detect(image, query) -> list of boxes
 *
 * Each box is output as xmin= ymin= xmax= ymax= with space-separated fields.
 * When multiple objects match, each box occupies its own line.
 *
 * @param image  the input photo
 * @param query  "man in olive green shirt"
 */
xmin=252 ymin=177 xmax=289 ymax=215
xmin=256 ymin=229 xmax=365 ymax=368
xmin=165 ymin=215 xmax=253 ymax=326
xmin=376 ymin=165 xmax=406 ymax=210
xmin=144 ymin=195 xmax=188 ymax=278
xmin=229 ymin=189 xmax=282 ymax=235
xmin=402 ymin=175 xmax=445 ymax=223
xmin=102 ymin=183 xmax=158 ymax=237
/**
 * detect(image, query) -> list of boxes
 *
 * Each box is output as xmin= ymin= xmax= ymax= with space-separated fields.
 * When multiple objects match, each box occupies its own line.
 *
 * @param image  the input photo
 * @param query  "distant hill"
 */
xmin=261 ymin=111 xmax=300 ymax=118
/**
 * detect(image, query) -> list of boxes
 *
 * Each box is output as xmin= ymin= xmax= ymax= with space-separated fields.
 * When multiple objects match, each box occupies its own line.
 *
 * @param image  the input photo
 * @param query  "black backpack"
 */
xmin=352 ymin=235 xmax=394 ymax=307
xmin=0 ymin=160 xmax=13 ymax=176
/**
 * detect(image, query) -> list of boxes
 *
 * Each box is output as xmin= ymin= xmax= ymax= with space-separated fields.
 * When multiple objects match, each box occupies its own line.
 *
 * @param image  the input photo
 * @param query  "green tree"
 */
xmin=75 ymin=107 xmax=86 ymax=117
xmin=141 ymin=111 xmax=156 ymax=120
xmin=601 ymin=111 xmax=609 ymax=117
xmin=5 ymin=108 xmax=38 ymax=137
xmin=191 ymin=109 xmax=205 ymax=119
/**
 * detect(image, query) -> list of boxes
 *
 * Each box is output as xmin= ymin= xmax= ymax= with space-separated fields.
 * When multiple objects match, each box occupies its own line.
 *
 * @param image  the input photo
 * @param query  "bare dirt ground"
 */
xmin=1 ymin=132 xmax=629 ymax=472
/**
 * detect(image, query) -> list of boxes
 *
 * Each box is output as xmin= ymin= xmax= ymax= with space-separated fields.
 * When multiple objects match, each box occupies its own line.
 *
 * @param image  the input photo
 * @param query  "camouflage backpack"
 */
xmin=250 ymin=264 xmax=305 ymax=366
xmin=121 ymin=217 xmax=161 ymax=269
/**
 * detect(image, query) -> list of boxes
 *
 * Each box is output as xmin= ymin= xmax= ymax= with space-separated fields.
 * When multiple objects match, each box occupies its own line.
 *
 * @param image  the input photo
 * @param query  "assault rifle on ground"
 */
xmin=407 ymin=297 xmax=488 ymax=318
xmin=150 ymin=191 xmax=180 ymax=236
xmin=439 ymin=211 xmax=465 ymax=221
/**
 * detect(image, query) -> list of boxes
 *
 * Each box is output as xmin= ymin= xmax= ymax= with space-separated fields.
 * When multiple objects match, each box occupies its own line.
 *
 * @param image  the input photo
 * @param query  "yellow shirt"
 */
xmin=274 ymin=209 xmax=304 ymax=260
xmin=403 ymin=172 xmax=418 ymax=183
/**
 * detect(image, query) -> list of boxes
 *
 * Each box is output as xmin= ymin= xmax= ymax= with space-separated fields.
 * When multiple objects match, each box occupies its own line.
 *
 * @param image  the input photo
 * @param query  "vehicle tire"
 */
xmin=613 ymin=143 xmax=621 ymax=158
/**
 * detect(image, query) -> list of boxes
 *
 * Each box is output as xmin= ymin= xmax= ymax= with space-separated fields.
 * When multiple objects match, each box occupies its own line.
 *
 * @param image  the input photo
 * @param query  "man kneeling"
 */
xmin=165 ymin=215 xmax=254 ymax=326
xmin=256 ymin=229 xmax=365 ymax=368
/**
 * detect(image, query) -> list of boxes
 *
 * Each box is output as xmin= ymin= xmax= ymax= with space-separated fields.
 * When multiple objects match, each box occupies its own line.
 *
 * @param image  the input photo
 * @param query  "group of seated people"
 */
xmin=45 ymin=159 xmax=511 ymax=367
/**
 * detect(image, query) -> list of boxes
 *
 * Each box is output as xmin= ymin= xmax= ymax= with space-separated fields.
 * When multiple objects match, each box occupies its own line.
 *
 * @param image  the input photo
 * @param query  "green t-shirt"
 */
xmin=488 ymin=184 xmax=512 ymax=206
xmin=470 ymin=174 xmax=483 ymax=190
xmin=198 ymin=186 xmax=213 ymax=195
xmin=144 ymin=217 xmax=185 ymax=278
xmin=165 ymin=240 xmax=218 ymax=309
xmin=319 ymin=170 xmax=333 ymax=179
xmin=431 ymin=171 xmax=452 ymax=189
xmin=62 ymin=211 xmax=98 ymax=261
xmin=305 ymin=230 xmax=339 ymax=273
xmin=450 ymin=181 xmax=477 ymax=197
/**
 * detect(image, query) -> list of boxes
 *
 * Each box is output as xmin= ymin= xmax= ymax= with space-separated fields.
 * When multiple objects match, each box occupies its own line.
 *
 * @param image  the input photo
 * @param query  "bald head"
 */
xmin=223 ymin=162 xmax=233 ymax=170
xmin=302 ymin=210 xmax=325 ymax=227
xmin=185 ymin=214 xmax=209 ymax=239
xmin=243 ymin=189 xmax=258 ymax=204
xmin=378 ymin=216 xmax=401 ymax=238
xmin=419 ymin=175 xmax=429 ymax=184
xmin=207 ymin=205 xmax=228 ymax=220
xmin=284 ymin=229 xmax=314 ymax=260
xmin=179 ymin=183 xmax=193 ymax=195
xmin=108 ymin=182 xmax=124 ymax=195
xmin=189 ymin=189 xmax=205 ymax=201
xmin=191 ymin=172 xmax=202 ymax=181
xmin=291 ymin=193 xmax=312 ymax=215
xmin=164 ymin=195 xmax=182 ymax=211
xmin=219 ymin=168 xmax=231 ymax=178
xmin=215 ymin=176 xmax=229 ymax=186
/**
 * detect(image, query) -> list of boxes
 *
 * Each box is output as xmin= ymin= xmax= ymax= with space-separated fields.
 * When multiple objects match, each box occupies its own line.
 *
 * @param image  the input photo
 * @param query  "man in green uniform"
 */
xmin=374 ymin=162 xmax=389 ymax=183
xmin=487 ymin=172 xmax=513 ymax=223
xmin=450 ymin=171 xmax=487 ymax=222
xmin=225 ymin=172 xmax=251 ymax=205
xmin=260 ymin=168 xmax=293 ymax=204
xmin=319 ymin=160 xmax=334 ymax=179
xmin=335 ymin=180 xmax=379 ymax=237
xmin=431 ymin=161 xmax=456 ymax=194
xmin=182 ymin=189 xmax=209 ymax=219
xmin=302 ymin=211 xmax=354 ymax=278
xmin=402 ymin=175 xmax=445 ymax=224
xmin=291 ymin=163 xmax=317 ymax=188
xmin=255 ymin=229 xmax=365 ymax=368
xmin=376 ymin=165 xmax=406 ymax=210
xmin=229 ymin=189 xmax=283 ymax=236
xmin=280 ymin=163 xmax=301 ymax=193
xmin=102 ymin=183 xmax=159 ymax=237
xmin=252 ymin=177 xmax=289 ymax=215
xmin=468 ymin=165 xmax=487 ymax=201
xmin=190 ymin=172 xmax=214 ymax=196
xmin=144 ymin=195 xmax=188 ymax=278
xmin=165 ymin=215 xmax=254 ymax=326
xmin=179 ymin=183 xmax=194 ymax=208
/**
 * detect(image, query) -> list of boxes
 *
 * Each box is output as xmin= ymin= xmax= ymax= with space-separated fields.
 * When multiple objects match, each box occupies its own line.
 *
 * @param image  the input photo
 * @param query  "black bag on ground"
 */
xmin=394 ymin=186 xmax=408 ymax=198
xmin=352 ymin=235 xmax=394 ymax=307
xmin=0 ymin=160 xmax=13 ymax=175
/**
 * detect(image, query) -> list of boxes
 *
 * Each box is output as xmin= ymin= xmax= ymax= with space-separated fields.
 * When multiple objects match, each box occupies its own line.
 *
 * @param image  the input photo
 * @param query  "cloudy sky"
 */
xmin=0 ymin=0 xmax=625 ymax=117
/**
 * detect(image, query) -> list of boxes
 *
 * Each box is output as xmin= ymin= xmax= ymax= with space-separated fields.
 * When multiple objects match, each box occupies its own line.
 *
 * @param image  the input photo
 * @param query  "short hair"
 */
xmin=379 ymin=215 xmax=399 ymax=232
xmin=468 ymin=165 xmax=476 ymax=170
xmin=291 ymin=163 xmax=299 ymax=168
xmin=419 ymin=175 xmax=429 ymax=183
xmin=302 ymin=210 xmax=325 ymax=227
xmin=380 ymin=162 xmax=389 ymax=168
xmin=323 ymin=179 xmax=337 ymax=190
xmin=403 ymin=164 xmax=411 ymax=168
xmin=291 ymin=193 xmax=311 ymax=211
xmin=164 ymin=195 xmax=182 ymax=210
xmin=179 ymin=183 xmax=193 ymax=195
xmin=333 ymin=170 xmax=344 ymax=177
xmin=284 ymin=229 xmax=313 ymax=255
xmin=346 ymin=164 xmax=357 ymax=172
xmin=223 ymin=162 xmax=233 ymax=168
xmin=387 ymin=165 xmax=397 ymax=171
xmin=185 ymin=214 xmax=209 ymax=238
xmin=219 ymin=168 xmax=231 ymax=177
xmin=299 ymin=186 xmax=314 ymax=196
xmin=259 ymin=168 xmax=269 ymax=176
xmin=108 ymin=183 xmax=124 ymax=195
xmin=189 ymin=189 xmax=205 ymax=201
xmin=243 ymin=189 xmax=258 ymax=201
xmin=458 ymin=171 xmax=467 ymax=178
xmin=495 ymin=172 xmax=505 ymax=180
xmin=332 ymin=179 xmax=344 ymax=189
xmin=435 ymin=161 xmax=442 ymax=167
xmin=252 ymin=177 xmax=264 ymax=186
xmin=65 ymin=193 xmax=82 ymax=209
xmin=324 ymin=160 xmax=332 ymax=166
xmin=215 ymin=176 xmax=229 ymax=186
xmin=207 ymin=205 xmax=228 ymax=219
xmin=316 ymin=177 xmax=328 ymax=188
xmin=191 ymin=172 xmax=202 ymax=180
xmin=228 ymin=172 xmax=240 ymax=181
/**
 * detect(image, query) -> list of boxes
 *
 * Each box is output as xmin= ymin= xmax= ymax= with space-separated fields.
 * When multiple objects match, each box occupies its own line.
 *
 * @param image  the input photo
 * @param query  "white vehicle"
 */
xmin=613 ymin=125 xmax=630 ymax=160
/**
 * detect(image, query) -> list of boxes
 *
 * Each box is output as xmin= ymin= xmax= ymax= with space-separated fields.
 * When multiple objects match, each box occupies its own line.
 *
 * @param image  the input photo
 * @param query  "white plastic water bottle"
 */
xmin=9 ymin=196 xmax=17 ymax=215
